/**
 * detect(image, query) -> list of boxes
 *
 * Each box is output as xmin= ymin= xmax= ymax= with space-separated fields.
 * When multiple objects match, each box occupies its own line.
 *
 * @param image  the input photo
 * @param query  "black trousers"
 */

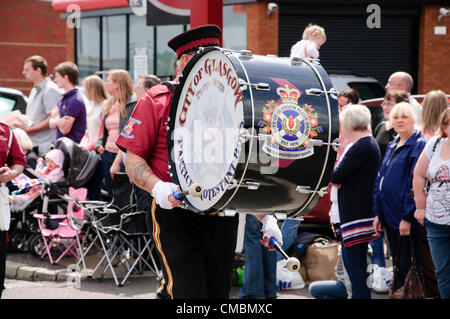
xmin=149 ymin=200 xmax=239 ymax=299
xmin=386 ymin=226 xmax=440 ymax=298
xmin=0 ymin=231 xmax=7 ymax=298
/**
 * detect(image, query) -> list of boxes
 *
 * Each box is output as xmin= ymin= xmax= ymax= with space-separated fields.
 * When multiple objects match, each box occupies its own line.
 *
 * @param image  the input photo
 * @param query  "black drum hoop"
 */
xmin=292 ymin=58 xmax=333 ymax=217
xmin=214 ymin=51 xmax=254 ymax=212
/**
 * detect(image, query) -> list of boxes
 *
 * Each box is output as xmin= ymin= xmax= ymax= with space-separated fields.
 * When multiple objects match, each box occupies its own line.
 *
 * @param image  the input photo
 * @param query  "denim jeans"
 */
xmin=100 ymin=150 xmax=119 ymax=201
xmin=369 ymin=233 xmax=386 ymax=267
xmin=341 ymin=241 xmax=371 ymax=299
xmin=309 ymin=280 xmax=348 ymax=299
xmin=425 ymin=219 xmax=450 ymax=299
xmin=86 ymin=160 xmax=104 ymax=201
xmin=238 ymin=214 xmax=277 ymax=299
xmin=277 ymin=219 xmax=301 ymax=261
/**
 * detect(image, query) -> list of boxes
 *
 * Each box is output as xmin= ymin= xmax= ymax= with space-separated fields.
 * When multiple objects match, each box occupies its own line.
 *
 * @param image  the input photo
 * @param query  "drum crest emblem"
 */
xmin=259 ymin=84 xmax=323 ymax=159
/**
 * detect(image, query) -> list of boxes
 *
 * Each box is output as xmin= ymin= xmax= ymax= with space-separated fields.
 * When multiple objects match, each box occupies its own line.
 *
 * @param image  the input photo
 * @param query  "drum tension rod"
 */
xmin=238 ymin=79 xmax=270 ymax=91
xmin=296 ymin=186 xmax=328 ymax=197
xmin=306 ymin=88 xmax=338 ymax=97
xmin=308 ymin=139 xmax=340 ymax=148
xmin=227 ymin=179 xmax=260 ymax=191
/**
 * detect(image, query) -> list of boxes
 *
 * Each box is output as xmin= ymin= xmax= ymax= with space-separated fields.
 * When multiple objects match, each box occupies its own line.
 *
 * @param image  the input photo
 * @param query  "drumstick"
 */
xmin=173 ymin=183 xmax=204 ymax=200
xmin=269 ymin=237 xmax=301 ymax=272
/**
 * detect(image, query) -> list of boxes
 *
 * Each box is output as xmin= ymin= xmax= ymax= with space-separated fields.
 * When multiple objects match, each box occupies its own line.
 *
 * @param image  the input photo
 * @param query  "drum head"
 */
xmin=167 ymin=48 xmax=245 ymax=212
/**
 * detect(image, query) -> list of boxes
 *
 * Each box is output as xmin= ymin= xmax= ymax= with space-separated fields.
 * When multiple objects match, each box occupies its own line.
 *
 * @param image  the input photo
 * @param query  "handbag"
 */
xmin=389 ymin=236 xmax=425 ymax=299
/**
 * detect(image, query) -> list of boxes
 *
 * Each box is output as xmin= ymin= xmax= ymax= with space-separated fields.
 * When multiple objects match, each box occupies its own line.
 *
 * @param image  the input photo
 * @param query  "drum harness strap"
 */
xmin=162 ymin=81 xmax=178 ymax=93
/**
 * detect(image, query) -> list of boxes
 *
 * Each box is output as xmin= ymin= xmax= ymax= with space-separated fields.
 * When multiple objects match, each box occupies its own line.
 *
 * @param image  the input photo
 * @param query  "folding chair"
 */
xmin=84 ymin=187 xmax=162 ymax=286
xmin=33 ymin=187 xmax=87 ymax=264
xmin=114 ymin=209 xmax=162 ymax=286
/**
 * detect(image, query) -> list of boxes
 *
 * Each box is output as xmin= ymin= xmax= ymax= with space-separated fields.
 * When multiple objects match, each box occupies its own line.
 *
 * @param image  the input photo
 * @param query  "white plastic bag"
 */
xmin=366 ymin=264 xmax=392 ymax=294
xmin=0 ymin=183 xmax=11 ymax=231
xmin=276 ymin=259 xmax=305 ymax=291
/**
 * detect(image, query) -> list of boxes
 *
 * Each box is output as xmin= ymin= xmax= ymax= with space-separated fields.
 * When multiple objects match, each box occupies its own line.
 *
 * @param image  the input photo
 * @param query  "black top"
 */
xmin=373 ymin=121 xmax=396 ymax=159
xmin=330 ymin=136 xmax=381 ymax=226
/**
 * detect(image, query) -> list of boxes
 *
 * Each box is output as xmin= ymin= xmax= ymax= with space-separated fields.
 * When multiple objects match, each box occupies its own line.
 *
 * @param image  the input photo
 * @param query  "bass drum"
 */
xmin=167 ymin=47 xmax=339 ymax=218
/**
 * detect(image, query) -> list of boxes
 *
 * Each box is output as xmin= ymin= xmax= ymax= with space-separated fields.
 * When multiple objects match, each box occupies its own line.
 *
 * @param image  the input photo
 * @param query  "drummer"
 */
xmin=116 ymin=24 xmax=282 ymax=299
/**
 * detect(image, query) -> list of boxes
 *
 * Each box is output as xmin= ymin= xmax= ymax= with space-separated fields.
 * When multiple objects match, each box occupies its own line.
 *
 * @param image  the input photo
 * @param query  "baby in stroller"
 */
xmin=7 ymin=134 xmax=100 ymax=253
xmin=9 ymin=149 xmax=65 ymax=212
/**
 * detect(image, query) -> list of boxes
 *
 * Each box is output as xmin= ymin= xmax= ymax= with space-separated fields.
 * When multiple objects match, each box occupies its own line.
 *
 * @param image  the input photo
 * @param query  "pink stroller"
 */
xmin=29 ymin=137 xmax=100 ymax=264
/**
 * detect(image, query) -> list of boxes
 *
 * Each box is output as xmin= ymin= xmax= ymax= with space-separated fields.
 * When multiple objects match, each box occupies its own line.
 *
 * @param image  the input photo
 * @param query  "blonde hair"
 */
xmin=390 ymin=102 xmax=417 ymax=124
xmin=12 ymin=128 xmax=33 ymax=153
xmin=82 ymin=75 xmax=107 ymax=105
xmin=421 ymin=90 xmax=448 ymax=135
xmin=103 ymin=69 xmax=134 ymax=118
xmin=302 ymin=23 xmax=326 ymax=42
xmin=340 ymin=104 xmax=371 ymax=132
xmin=437 ymin=107 xmax=450 ymax=138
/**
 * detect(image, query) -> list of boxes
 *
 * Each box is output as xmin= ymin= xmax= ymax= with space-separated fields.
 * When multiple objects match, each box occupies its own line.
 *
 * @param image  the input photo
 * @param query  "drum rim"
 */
xmin=166 ymin=47 xmax=247 ymax=213
xmin=215 ymin=51 xmax=254 ymax=212
xmin=291 ymin=59 xmax=333 ymax=217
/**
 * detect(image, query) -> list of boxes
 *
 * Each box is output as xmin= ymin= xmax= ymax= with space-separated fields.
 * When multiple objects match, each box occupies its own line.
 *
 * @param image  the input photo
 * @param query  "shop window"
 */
xmin=129 ymin=15 xmax=155 ymax=83
xmin=223 ymin=5 xmax=247 ymax=51
xmin=76 ymin=17 xmax=100 ymax=81
xmin=156 ymin=25 xmax=184 ymax=78
xmin=102 ymin=15 xmax=127 ymax=70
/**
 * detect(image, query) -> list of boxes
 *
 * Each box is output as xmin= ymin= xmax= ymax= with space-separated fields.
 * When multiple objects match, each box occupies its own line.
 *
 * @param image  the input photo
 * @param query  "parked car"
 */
xmin=328 ymin=71 xmax=386 ymax=131
xmin=0 ymin=87 xmax=28 ymax=115
xmin=328 ymin=71 xmax=385 ymax=101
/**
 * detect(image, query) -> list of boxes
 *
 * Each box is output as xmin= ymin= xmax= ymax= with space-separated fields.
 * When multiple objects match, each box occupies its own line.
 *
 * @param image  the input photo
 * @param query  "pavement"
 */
xmin=5 ymin=250 xmax=315 ymax=299
xmin=5 ymin=248 xmax=159 ymax=284
xmin=5 ymin=249 xmax=391 ymax=299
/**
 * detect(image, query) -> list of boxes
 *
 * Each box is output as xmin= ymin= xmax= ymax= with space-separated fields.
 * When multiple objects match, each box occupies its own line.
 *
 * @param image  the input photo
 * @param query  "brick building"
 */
xmin=0 ymin=0 xmax=449 ymax=95
xmin=418 ymin=5 xmax=450 ymax=93
xmin=0 ymin=0 xmax=74 ymax=95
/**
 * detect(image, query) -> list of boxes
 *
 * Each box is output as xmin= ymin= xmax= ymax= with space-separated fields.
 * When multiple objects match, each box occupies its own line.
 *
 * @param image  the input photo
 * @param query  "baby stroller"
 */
xmin=24 ymin=137 xmax=100 ymax=260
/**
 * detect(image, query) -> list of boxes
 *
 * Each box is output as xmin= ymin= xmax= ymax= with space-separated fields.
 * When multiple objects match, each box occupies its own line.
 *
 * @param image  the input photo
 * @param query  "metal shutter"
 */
xmin=278 ymin=7 xmax=420 ymax=93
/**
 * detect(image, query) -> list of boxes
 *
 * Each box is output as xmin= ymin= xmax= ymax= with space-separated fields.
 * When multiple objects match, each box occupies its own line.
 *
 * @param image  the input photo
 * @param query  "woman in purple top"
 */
xmin=49 ymin=62 xmax=86 ymax=144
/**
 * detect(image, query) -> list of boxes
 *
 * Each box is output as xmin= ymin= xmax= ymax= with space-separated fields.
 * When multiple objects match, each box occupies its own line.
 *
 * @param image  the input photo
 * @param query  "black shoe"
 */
xmin=156 ymin=279 xmax=171 ymax=299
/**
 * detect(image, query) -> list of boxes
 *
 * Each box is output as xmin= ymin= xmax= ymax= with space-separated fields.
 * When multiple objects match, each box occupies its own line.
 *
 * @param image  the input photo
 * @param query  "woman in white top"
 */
xmin=79 ymin=75 xmax=108 ymax=200
xmin=290 ymin=23 xmax=326 ymax=59
xmin=80 ymin=75 xmax=107 ymax=151
xmin=413 ymin=107 xmax=450 ymax=298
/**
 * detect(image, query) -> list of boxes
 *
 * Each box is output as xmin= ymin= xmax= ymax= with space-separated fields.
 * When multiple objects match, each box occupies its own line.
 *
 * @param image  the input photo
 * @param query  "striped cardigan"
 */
xmin=330 ymin=136 xmax=381 ymax=247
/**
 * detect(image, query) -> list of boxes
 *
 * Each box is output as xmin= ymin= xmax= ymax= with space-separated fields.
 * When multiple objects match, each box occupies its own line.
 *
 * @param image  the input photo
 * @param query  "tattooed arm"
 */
xmin=125 ymin=150 xmax=159 ymax=194
xmin=125 ymin=150 xmax=181 ymax=207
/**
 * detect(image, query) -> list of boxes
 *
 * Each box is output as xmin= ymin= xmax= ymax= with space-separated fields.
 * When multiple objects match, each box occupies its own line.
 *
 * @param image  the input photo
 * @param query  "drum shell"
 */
xmin=213 ymin=53 xmax=339 ymax=217
xmin=168 ymin=49 xmax=339 ymax=217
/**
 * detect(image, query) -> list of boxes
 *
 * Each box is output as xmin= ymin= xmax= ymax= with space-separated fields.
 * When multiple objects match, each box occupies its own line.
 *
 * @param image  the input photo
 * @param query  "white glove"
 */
xmin=151 ymin=181 xmax=179 ymax=210
xmin=261 ymin=215 xmax=282 ymax=245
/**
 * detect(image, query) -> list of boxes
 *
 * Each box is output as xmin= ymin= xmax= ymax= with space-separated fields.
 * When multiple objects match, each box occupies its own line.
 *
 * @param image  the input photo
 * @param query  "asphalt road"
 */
xmin=2 ymin=277 xmax=313 ymax=299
